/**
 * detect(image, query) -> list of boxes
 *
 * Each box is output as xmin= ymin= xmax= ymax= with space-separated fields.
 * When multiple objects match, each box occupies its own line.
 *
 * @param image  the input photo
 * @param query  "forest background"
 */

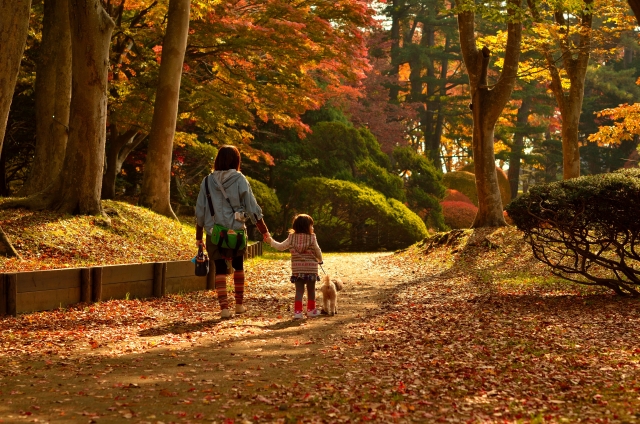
xmin=2 ymin=0 xmax=640 ymax=253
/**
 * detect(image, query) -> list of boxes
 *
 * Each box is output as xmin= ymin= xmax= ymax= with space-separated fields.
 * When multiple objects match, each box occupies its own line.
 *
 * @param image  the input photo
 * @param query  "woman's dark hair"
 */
xmin=214 ymin=145 xmax=241 ymax=171
xmin=290 ymin=214 xmax=314 ymax=234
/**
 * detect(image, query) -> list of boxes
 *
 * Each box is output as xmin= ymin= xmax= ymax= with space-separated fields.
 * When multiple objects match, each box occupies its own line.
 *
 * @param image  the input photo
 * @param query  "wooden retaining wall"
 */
xmin=0 ymin=241 xmax=262 ymax=317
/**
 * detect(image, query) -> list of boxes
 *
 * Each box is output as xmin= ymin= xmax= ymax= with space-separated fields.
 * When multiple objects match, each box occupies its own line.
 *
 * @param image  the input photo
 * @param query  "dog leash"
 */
xmin=319 ymin=262 xmax=327 ymax=275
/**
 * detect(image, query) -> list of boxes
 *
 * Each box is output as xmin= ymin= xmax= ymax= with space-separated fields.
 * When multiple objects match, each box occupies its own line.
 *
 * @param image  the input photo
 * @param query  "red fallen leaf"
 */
xmin=159 ymin=389 xmax=178 ymax=397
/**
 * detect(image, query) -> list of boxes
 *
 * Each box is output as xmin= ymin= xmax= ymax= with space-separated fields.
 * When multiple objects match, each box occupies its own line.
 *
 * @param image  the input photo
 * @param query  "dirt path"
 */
xmin=0 ymin=252 xmax=403 ymax=423
xmin=3 ymin=232 xmax=639 ymax=424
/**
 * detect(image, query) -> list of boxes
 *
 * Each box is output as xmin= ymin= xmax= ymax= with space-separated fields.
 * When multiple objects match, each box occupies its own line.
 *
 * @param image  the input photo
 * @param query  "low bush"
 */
xmin=443 ymin=189 xmax=474 ymax=204
xmin=506 ymin=168 xmax=640 ymax=296
xmin=246 ymin=177 xmax=282 ymax=232
xmin=440 ymin=201 xmax=478 ymax=229
xmin=288 ymin=177 xmax=428 ymax=251
xmin=442 ymin=171 xmax=478 ymax=206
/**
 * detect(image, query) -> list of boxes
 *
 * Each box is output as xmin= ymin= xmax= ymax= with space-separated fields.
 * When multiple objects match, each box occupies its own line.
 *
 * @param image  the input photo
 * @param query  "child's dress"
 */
xmin=270 ymin=233 xmax=323 ymax=318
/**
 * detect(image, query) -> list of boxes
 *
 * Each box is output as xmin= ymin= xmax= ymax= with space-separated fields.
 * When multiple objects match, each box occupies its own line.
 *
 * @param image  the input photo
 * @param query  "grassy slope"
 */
xmin=0 ymin=200 xmax=196 ymax=272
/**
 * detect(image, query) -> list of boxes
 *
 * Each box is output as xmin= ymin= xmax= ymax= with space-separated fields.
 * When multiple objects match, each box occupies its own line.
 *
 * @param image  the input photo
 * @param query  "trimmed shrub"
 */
xmin=442 ymin=171 xmax=478 ymax=206
xmin=288 ymin=177 xmax=428 ymax=251
xmin=506 ymin=168 xmax=640 ymax=296
xmin=354 ymin=159 xmax=406 ymax=202
xmin=246 ymin=177 xmax=281 ymax=230
xmin=460 ymin=163 xmax=512 ymax=206
xmin=443 ymin=189 xmax=474 ymax=204
xmin=441 ymin=200 xmax=478 ymax=229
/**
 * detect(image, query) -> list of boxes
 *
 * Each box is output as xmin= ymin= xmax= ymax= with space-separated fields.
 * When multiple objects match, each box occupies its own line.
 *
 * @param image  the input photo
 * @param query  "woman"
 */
xmin=195 ymin=145 xmax=270 ymax=319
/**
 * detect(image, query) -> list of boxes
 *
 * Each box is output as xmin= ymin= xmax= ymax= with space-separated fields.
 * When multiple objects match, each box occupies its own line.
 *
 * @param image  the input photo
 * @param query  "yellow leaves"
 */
xmin=588 ymin=103 xmax=640 ymax=145
xmin=173 ymin=131 xmax=200 ymax=148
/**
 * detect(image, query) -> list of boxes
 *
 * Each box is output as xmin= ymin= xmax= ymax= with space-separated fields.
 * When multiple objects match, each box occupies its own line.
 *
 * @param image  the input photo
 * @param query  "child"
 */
xmin=266 ymin=214 xmax=323 ymax=319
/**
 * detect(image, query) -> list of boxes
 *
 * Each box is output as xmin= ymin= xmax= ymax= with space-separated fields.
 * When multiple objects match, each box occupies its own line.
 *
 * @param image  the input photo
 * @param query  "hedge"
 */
xmin=506 ymin=168 xmax=640 ymax=296
xmin=441 ymin=200 xmax=478 ymax=229
xmin=288 ymin=177 xmax=428 ymax=251
xmin=442 ymin=171 xmax=478 ymax=206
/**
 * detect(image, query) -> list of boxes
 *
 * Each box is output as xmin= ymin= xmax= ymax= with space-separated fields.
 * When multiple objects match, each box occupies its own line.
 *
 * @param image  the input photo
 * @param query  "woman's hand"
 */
xmin=196 ymin=240 xmax=204 ymax=248
xmin=263 ymin=232 xmax=271 ymax=242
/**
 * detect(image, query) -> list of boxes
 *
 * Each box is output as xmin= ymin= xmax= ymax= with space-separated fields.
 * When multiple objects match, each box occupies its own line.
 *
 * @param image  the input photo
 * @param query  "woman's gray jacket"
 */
xmin=195 ymin=170 xmax=264 ymax=235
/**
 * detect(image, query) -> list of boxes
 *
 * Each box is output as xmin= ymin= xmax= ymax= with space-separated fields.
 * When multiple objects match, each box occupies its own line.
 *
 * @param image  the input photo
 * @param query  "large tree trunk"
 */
xmin=0 ymin=0 xmax=114 ymax=215
xmin=528 ymin=0 xmax=592 ymax=180
xmin=138 ymin=0 xmax=190 ymax=219
xmin=0 ymin=0 xmax=32 ymax=154
xmin=458 ymin=0 xmax=523 ymax=227
xmin=507 ymin=97 xmax=531 ymax=199
xmin=102 ymin=125 xmax=146 ymax=199
xmin=20 ymin=0 xmax=72 ymax=196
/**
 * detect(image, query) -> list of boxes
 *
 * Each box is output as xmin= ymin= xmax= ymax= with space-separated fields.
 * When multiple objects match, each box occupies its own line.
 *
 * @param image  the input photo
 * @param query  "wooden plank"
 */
xmin=16 ymin=268 xmax=82 ymax=293
xmin=6 ymin=274 xmax=17 ymax=317
xmin=92 ymin=267 xmax=103 ymax=302
xmin=165 ymin=260 xmax=194 ymax=278
xmin=153 ymin=263 xmax=166 ymax=298
xmin=0 ymin=274 xmax=6 ymax=316
xmin=80 ymin=268 xmax=91 ymax=303
xmin=17 ymin=287 xmax=81 ymax=313
xmin=166 ymin=276 xmax=207 ymax=295
xmin=101 ymin=263 xmax=154 ymax=285
xmin=101 ymin=280 xmax=154 ymax=301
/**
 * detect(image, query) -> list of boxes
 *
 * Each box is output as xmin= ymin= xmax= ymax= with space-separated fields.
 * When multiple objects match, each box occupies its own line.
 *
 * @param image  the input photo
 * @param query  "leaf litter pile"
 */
xmin=1 ymin=203 xmax=640 ymax=423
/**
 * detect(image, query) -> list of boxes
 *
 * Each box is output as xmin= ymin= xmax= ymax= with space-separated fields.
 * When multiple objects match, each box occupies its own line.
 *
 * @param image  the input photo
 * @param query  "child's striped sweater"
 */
xmin=269 ymin=233 xmax=323 ymax=275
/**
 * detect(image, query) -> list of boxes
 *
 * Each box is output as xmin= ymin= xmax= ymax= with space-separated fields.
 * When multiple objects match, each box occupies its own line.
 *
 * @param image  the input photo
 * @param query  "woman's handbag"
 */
xmin=194 ymin=245 xmax=209 ymax=276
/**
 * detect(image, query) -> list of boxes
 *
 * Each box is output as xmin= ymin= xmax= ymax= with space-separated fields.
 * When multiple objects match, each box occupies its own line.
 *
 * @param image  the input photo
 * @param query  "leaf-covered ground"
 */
xmin=0 ymin=200 xmax=195 ymax=272
xmin=1 ymin=205 xmax=640 ymax=423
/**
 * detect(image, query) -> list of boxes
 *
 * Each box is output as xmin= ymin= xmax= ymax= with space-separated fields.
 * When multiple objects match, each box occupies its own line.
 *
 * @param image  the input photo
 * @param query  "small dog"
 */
xmin=320 ymin=274 xmax=343 ymax=316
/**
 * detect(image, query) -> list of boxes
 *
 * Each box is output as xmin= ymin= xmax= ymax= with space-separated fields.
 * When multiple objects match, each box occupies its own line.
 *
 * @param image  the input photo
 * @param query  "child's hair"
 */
xmin=289 ymin=214 xmax=314 ymax=234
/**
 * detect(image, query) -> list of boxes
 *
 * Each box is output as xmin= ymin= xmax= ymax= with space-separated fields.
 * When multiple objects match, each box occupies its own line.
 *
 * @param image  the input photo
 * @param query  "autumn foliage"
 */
xmin=440 ymin=200 xmax=478 ymax=229
xmin=442 ymin=189 xmax=474 ymax=204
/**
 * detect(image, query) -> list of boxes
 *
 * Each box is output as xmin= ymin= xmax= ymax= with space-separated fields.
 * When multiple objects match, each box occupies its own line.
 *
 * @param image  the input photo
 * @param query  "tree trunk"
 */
xmin=457 ymin=0 xmax=522 ymax=227
xmin=0 ymin=0 xmax=114 ymax=215
xmin=528 ymin=0 xmax=592 ymax=180
xmin=388 ymin=0 xmax=403 ymax=102
xmin=138 ymin=0 xmax=190 ymax=219
xmin=0 ymin=0 xmax=32 ymax=153
xmin=507 ymin=97 xmax=531 ymax=199
xmin=20 ymin=0 xmax=72 ymax=196
xmin=561 ymin=105 xmax=582 ymax=178
xmin=102 ymin=126 xmax=146 ymax=199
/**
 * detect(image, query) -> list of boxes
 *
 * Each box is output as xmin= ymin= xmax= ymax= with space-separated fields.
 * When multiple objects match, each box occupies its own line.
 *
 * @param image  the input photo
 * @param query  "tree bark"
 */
xmin=20 ymin=0 xmax=72 ymax=196
xmin=0 ymin=0 xmax=32 ymax=154
xmin=388 ymin=0 xmax=403 ymax=102
xmin=138 ymin=0 xmax=190 ymax=219
xmin=102 ymin=125 xmax=146 ymax=199
xmin=457 ymin=0 xmax=523 ymax=227
xmin=507 ymin=97 xmax=531 ymax=199
xmin=528 ymin=0 xmax=592 ymax=180
xmin=0 ymin=0 xmax=115 ymax=215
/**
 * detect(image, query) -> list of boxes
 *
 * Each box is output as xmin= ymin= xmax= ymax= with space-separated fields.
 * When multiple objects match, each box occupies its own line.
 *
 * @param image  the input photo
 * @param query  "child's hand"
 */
xmin=263 ymin=232 xmax=271 ymax=242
